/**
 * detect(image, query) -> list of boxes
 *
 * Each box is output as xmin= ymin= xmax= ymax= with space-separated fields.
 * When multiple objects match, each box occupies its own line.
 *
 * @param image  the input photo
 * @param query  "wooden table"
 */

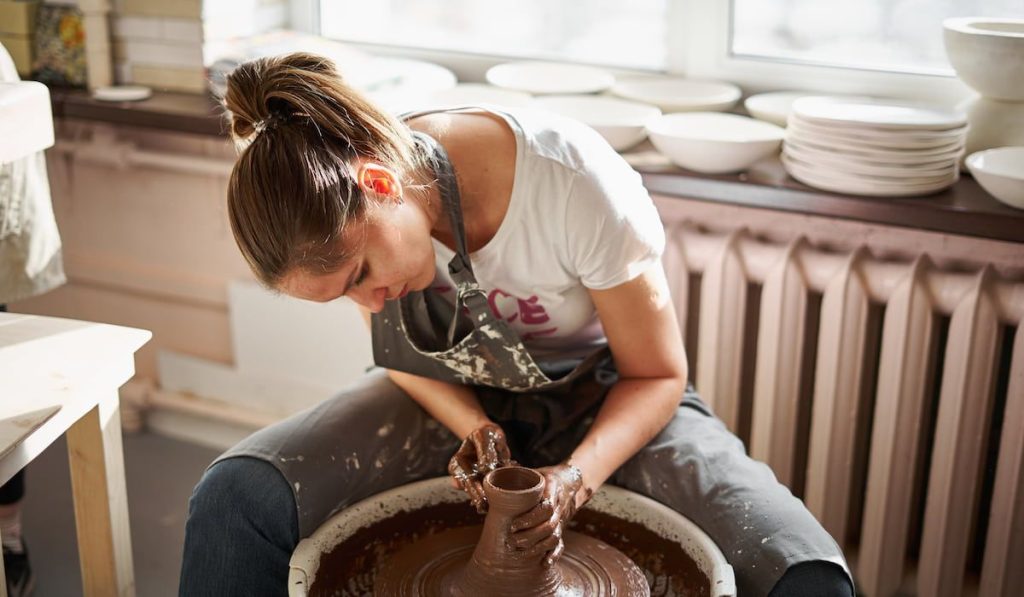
xmin=0 ymin=313 xmax=150 ymax=597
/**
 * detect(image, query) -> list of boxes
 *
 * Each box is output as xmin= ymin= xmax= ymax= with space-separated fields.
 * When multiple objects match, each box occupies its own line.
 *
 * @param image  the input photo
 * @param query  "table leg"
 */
xmin=67 ymin=392 xmax=135 ymax=597
xmin=0 ymin=524 xmax=7 ymax=597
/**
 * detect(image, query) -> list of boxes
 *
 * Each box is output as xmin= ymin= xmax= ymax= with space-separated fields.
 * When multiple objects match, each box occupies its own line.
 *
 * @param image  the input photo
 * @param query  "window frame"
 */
xmin=301 ymin=0 xmax=973 ymax=106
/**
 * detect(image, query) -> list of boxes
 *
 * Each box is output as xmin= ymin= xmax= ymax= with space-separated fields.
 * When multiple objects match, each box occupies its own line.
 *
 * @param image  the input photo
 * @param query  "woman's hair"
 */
xmin=222 ymin=52 xmax=428 ymax=288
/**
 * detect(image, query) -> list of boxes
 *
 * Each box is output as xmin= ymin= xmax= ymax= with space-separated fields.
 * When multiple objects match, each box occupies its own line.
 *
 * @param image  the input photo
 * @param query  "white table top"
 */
xmin=0 ymin=312 xmax=151 ymax=484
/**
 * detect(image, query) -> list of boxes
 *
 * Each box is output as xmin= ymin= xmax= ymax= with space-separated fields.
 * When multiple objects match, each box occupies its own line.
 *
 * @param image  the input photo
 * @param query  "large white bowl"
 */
xmin=532 ymin=94 xmax=661 ymax=151
xmin=944 ymin=17 xmax=1024 ymax=101
xmin=486 ymin=61 xmax=615 ymax=95
xmin=612 ymin=76 xmax=741 ymax=113
xmin=966 ymin=146 xmax=1024 ymax=209
xmin=647 ymin=112 xmax=784 ymax=173
xmin=288 ymin=477 xmax=736 ymax=596
xmin=744 ymin=91 xmax=812 ymax=127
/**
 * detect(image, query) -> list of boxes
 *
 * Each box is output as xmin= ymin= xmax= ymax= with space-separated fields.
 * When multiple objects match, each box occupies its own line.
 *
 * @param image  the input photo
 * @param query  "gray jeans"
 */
xmin=180 ymin=369 xmax=853 ymax=596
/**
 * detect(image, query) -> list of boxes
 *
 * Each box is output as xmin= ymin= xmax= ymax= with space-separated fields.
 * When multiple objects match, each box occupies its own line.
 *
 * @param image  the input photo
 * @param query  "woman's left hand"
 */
xmin=508 ymin=463 xmax=594 ymax=567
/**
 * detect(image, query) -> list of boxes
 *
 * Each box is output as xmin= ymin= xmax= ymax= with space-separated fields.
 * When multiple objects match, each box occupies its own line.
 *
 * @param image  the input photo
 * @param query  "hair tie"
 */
xmin=253 ymin=112 xmax=288 ymax=136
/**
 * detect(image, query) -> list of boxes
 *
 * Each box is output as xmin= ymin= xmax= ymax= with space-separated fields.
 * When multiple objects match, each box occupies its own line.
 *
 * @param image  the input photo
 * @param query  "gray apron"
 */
xmin=217 ymin=125 xmax=852 ymax=596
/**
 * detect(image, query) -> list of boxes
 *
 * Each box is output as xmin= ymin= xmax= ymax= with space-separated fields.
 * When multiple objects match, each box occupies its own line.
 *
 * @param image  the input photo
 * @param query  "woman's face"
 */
xmin=278 ymin=164 xmax=439 ymax=312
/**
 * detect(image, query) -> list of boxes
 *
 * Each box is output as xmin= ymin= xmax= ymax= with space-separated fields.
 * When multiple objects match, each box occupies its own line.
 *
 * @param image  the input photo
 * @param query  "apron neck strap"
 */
xmin=411 ymin=131 xmax=475 ymax=282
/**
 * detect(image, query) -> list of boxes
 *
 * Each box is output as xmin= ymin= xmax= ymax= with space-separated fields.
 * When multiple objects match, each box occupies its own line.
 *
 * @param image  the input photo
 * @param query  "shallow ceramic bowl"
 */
xmin=532 ymin=94 xmax=662 ymax=151
xmin=421 ymin=83 xmax=534 ymax=109
xmin=966 ymin=146 xmax=1024 ymax=209
xmin=486 ymin=61 xmax=615 ymax=95
xmin=744 ymin=91 xmax=811 ymax=127
xmin=612 ymin=76 xmax=741 ymax=113
xmin=647 ymin=112 xmax=784 ymax=174
xmin=944 ymin=17 xmax=1024 ymax=101
xmin=288 ymin=477 xmax=736 ymax=596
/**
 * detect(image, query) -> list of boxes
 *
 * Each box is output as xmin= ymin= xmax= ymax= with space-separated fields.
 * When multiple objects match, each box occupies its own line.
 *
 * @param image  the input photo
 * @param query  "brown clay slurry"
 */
xmin=312 ymin=474 xmax=708 ymax=596
xmin=375 ymin=467 xmax=649 ymax=595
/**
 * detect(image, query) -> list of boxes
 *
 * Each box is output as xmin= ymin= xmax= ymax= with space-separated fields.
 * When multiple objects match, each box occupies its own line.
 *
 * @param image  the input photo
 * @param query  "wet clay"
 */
xmin=311 ymin=486 xmax=710 ymax=597
xmin=373 ymin=467 xmax=648 ymax=596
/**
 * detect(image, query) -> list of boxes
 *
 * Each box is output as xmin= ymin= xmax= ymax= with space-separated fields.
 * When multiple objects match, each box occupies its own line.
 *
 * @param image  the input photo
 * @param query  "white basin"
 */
xmin=944 ymin=17 xmax=1024 ymax=101
xmin=0 ymin=81 xmax=55 ymax=164
xmin=966 ymin=146 xmax=1024 ymax=209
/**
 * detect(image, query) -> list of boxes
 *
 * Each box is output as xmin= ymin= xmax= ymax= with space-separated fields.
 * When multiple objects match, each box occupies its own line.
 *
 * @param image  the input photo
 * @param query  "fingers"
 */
xmin=511 ymin=496 xmax=554 ymax=533
xmin=542 ymin=535 xmax=565 ymax=567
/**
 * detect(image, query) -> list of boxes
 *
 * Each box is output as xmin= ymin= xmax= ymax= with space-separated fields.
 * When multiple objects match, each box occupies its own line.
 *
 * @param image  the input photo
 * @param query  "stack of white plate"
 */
xmin=782 ymin=96 xmax=968 ymax=197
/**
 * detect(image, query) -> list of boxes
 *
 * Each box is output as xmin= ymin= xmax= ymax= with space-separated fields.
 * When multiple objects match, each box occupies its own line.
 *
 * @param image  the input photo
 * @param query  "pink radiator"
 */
xmin=654 ymin=196 xmax=1024 ymax=597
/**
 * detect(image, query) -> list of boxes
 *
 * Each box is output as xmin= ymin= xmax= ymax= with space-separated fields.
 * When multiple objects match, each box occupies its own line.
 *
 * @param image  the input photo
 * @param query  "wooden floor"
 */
xmin=18 ymin=431 xmax=219 ymax=596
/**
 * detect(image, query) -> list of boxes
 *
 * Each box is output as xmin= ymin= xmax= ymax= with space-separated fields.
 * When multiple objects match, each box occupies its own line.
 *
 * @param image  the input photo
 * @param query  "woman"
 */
xmin=179 ymin=53 xmax=853 ymax=596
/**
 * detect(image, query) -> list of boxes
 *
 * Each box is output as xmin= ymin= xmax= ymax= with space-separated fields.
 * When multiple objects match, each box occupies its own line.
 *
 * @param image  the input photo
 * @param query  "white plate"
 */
xmin=745 ymin=91 xmax=874 ymax=127
xmin=782 ymin=144 xmax=959 ymax=178
xmin=91 ymin=85 xmax=152 ymax=102
xmin=788 ymin=116 xmax=968 ymax=149
xmin=363 ymin=57 xmax=457 ymax=94
xmin=422 ymin=84 xmax=533 ymax=109
xmin=486 ymin=61 xmax=614 ymax=95
xmin=783 ymin=152 xmax=957 ymax=185
xmin=612 ymin=76 xmax=741 ymax=113
xmin=784 ymin=138 xmax=961 ymax=169
xmin=744 ymin=91 xmax=811 ymax=126
xmin=532 ymin=94 xmax=661 ymax=151
xmin=783 ymin=155 xmax=958 ymax=196
xmin=786 ymin=128 xmax=966 ymax=158
xmin=791 ymin=96 xmax=968 ymax=131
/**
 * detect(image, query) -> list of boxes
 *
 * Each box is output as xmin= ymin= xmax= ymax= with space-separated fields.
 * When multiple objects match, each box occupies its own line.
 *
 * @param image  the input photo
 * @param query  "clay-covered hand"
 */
xmin=448 ymin=422 xmax=514 ymax=513
xmin=508 ymin=463 xmax=594 ymax=567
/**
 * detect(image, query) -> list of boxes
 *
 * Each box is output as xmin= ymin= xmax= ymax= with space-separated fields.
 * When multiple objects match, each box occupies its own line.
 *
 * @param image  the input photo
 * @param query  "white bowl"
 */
xmin=944 ymin=17 xmax=1024 ymax=101
xmin=646 ymin=112 xmax=784 ymax=173
xmin=612 ymin=76 xmax=741 ymax=113
xmin=532 ymin=95 xmax=661 ymax=151
xmin=288 ymin=477 xmax=736 ymax=596
xmin=966 ymin=146 xmax=1024 ymax=209
xmin=486 ymin=61 xmax=615 ymax=95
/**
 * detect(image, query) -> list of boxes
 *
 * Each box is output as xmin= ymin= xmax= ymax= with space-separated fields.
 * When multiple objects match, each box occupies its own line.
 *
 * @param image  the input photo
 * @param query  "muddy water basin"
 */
xmin=288 ymin=478 xmax=736 ymax=596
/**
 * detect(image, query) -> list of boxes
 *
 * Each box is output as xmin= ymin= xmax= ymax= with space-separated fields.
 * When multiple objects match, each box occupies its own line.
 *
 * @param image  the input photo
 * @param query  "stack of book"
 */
xmin=0 ymin=0 xmax=37 ymax=77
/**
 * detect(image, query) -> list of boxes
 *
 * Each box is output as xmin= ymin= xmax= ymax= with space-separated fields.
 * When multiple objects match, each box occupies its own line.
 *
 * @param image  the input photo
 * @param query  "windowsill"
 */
xmin=48 ymin=88 xmax=1024 ymax=244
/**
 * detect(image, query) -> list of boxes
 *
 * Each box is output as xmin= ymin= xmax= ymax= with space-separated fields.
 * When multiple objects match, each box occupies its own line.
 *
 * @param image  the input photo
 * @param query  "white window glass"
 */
xmin=731 ymin=0 xmax=1024 ymax=75
xmin=319 ymin=0 xmax=668 ymax=70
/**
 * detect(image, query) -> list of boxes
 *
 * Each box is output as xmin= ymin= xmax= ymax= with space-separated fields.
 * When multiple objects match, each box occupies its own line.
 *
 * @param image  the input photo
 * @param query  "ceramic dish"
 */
xmin=743 ymin=91 xmax=811 ymax=126
xmin=791 ymin=96 xmax=968 ymax=131
xmin=782 ymin=144 xmax=959 ymax=178
xmin=783 ymin=155 xmax=958 ymax=197
xmin=612 ymin=76 xmax=741 ymax=113
xmin=944 ymin=17 xmax=1024 ymax=101
xmin=646 ymin=112 xmax=783 ymax=173
xmin=965 ymin=146 xmax=1024 ymax=209
xmin=787 ymin=118 xmax=968 ymax=149
xmin=783 ymin=138 xmax=961 ymax=168
xmin=486 ymin=61 xmax=615 ymax=95
xmin=422 ymin=84 xmax=533 ymax=109
xmin=785 ymin=129 xmax=965 ymax=159
xmin=531 ymin=94 xmax=661 ymax=151
xmin=783 ymin=153 xmax=957 ymax=186
xmin=364 ymin=57 xmax=458 ymax=93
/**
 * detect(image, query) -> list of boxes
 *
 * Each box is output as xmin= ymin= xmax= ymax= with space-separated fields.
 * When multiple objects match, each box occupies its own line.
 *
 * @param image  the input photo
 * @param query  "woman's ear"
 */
xmin=357 ymin=163 xmax=403 ymax=202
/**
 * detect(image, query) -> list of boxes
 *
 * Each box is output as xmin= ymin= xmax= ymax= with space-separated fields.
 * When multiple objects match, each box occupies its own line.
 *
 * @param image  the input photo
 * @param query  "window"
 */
xmin=318 ymin=0 xmax=668 ymax=70
xmin=731 ymin=0 xmax=1024 ymax=76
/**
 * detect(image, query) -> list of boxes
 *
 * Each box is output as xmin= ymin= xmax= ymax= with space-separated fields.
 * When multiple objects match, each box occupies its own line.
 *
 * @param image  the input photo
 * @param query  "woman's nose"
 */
xmin=352 ymin=286 xmax=388 ymax=313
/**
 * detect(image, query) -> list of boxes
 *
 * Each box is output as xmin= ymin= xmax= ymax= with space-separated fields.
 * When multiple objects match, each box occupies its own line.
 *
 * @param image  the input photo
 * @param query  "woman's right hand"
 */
xmin=448 ymin=422 xmax=514 ymax=513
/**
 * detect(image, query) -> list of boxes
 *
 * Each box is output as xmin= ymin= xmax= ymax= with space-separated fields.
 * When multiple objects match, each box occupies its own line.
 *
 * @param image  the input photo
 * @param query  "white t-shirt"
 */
xmin=408 ymin=104 xmax=665 ymax=357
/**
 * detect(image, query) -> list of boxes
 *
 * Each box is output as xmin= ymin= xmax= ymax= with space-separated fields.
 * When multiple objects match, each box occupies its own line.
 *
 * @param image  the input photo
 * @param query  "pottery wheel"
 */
xmin=375 ymin=524 xmax=650 ymax=596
